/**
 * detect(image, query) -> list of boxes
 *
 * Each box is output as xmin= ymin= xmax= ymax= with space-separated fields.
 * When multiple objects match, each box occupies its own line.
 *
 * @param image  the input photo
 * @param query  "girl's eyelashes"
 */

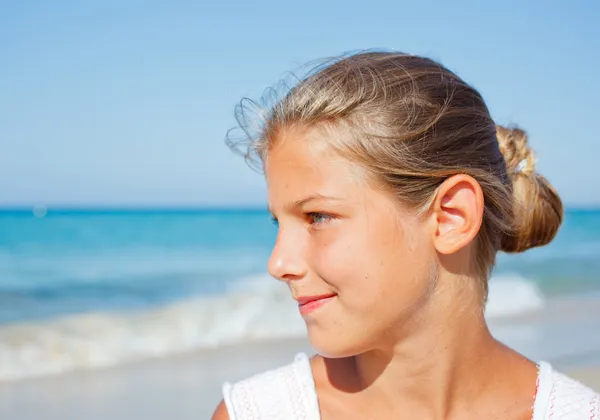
xmin=306 ymin=212 xmax=335 ymax=227
xmin=270 ymin=212 xmax=337 ymax=229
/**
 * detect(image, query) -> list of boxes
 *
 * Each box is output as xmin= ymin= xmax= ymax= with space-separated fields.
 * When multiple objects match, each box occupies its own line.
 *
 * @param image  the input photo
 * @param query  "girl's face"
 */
xmin=265 ymin=127 xmax=438 ymax=357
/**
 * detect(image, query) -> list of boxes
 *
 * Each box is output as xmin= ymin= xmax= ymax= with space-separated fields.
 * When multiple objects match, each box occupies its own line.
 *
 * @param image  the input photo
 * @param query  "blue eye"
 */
xmin=271 ymin=216 xmax=279 ymax=227
xmin=307 ymin=212 xmax=333 ymax=225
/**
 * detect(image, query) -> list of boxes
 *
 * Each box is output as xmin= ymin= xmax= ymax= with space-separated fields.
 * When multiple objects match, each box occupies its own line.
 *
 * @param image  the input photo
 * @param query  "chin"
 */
xmin=306 ymin=327 xmax=368 ymax=359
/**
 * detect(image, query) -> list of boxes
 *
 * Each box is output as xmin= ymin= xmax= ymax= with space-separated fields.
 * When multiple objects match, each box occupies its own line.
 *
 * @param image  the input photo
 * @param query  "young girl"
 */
xmin=213 ymin=52 xmax=599 ymax=419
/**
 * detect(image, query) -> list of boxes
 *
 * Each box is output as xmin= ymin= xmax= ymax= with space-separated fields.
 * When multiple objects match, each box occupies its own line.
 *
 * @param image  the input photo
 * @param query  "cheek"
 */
xmin=310 ymin=219 xmax=431 ymax=308
xmin=307 ymin=229 xmax=352 ymax=284
xmin=308 ymin=220 xmax=405 ymax=294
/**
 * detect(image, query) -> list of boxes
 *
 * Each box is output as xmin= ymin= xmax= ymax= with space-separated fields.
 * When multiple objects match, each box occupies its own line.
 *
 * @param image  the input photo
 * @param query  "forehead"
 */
xmin=264 ymin=126 xmax=365 ymax=202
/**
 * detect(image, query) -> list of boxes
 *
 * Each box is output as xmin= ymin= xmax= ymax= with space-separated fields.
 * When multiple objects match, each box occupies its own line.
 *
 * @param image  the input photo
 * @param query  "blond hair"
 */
xmin=228 ymin=51 xmax=563 ymax=299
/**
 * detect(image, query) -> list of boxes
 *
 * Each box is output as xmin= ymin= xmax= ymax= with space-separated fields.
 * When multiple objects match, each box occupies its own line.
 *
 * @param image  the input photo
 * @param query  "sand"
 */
xmin=565 ymin=367 xmax=600 ymax=391
xmin=0 ymin=338 xmax=311 ymax=420
xmin=0 ymin=337 xmax=598 ymax=420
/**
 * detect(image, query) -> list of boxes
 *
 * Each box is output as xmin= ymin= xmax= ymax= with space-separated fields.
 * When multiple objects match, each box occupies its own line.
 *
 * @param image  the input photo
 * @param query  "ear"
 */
xmin=430 ymin=174 xmax=484 ymax=255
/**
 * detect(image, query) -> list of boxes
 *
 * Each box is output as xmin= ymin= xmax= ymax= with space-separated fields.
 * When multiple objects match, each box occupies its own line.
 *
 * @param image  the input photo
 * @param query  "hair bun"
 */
xmin=496 ymin=125 xmax=563 ymax=253
xmin=496 ymin=126 xmax=536 ymax=176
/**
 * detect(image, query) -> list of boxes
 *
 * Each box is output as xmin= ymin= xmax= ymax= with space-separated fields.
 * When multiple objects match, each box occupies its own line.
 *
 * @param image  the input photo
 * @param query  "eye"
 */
xmin=307 ymin=212 xmax=334 ymax=226
xmin=271 ymin=216 xmax=279 ymax=227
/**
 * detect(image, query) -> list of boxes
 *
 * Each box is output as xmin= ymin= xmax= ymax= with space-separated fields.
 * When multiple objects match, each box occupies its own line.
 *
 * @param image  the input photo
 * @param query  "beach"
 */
xmin=0 ymin=338 xmax=305 ymax=420
xmin=3 ymin=1 xmax=600 ymax=417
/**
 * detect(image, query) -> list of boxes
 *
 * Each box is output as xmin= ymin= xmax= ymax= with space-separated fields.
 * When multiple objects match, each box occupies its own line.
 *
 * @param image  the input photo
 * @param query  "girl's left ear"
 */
xmin=430 ymin=174 xmax=485 ymax=255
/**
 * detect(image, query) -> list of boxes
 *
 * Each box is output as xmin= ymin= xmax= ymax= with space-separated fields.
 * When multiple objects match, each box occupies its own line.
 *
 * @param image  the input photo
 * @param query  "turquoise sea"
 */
xmin=0 ymin=208 xmax=599 ymax=380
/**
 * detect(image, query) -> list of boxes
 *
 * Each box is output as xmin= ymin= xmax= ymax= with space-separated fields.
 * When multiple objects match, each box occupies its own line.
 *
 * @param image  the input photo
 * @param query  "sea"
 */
xmin=0 ymin=208 xmax=599 ymax=382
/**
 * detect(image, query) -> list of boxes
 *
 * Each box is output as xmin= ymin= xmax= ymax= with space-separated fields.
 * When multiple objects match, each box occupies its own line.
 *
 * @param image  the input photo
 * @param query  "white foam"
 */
xmin=0 ymin=274 xmax=305 ymax=382
xmin=485 ymin=274 xmax=545 ymax=318
xmin=0 ymin=273 xmax=545 ymax=382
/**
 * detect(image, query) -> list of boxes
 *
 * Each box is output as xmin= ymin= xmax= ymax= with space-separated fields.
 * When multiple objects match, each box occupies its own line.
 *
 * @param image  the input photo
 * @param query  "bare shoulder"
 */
xmin=211 ymin=400 xmax=230 ymax=420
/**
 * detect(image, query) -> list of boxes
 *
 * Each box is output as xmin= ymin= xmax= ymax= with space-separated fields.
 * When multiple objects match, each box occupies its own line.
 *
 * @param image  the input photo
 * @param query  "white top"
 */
xmin=223 ymin=353 xmax=600 ymax=420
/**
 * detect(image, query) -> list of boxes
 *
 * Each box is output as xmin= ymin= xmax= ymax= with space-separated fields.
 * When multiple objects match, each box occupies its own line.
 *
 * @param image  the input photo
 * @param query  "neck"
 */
xmin=338 ymin=278 xmax=535 ymax=418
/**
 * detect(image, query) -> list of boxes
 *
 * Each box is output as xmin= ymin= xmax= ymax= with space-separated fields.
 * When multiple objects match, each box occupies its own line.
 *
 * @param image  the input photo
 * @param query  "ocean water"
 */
xmin=0 ymin=208 xmax=599 ymax=381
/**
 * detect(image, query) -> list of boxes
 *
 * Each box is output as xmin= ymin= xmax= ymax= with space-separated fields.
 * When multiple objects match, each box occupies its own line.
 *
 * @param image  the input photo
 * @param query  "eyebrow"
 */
xmin=268 ymin=193 xmax=344 ymax=215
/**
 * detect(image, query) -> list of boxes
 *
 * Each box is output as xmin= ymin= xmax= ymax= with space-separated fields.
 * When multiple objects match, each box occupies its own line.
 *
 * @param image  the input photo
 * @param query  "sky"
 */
xmin=1 ymin=0 xmax=598 ymax=208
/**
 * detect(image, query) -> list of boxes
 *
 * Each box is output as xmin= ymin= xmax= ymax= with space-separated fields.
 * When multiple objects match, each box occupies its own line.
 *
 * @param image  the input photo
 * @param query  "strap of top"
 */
xmin=531 ymin=362 xmax=552 ymax=420
xmin=532 ymin=361 xmax=600 ymax=420
xmin=223 ymin=353 xmax=320 ymax=420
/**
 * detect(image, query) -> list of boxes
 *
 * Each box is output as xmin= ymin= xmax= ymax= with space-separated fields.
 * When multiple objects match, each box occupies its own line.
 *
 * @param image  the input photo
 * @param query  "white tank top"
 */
xmin=223 ymin=353 xmax=600 ymax=419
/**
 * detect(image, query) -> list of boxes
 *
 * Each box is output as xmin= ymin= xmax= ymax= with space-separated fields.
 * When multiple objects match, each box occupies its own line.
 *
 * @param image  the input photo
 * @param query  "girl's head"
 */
xmin=229 ymin=52 xmax=563 ymax=357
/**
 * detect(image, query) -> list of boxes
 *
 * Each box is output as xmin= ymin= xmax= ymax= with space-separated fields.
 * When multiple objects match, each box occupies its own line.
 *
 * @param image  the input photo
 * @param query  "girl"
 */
xmin=213 ymin=52 xmax=599 ymax=419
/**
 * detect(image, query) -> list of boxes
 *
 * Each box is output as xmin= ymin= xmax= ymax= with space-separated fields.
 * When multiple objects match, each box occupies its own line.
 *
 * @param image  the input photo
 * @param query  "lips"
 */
xmin=296 ymin=293 xmax=337 ymax=315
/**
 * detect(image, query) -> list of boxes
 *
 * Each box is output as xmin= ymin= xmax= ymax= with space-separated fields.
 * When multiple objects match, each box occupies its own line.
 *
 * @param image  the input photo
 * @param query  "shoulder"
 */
xmin=220 ymin=352 xmax=320 ymax=420
xmin=211 ymin=400 xmax=230 ymax=420
xmin=534 ymin=362 xmax=600 ymax=419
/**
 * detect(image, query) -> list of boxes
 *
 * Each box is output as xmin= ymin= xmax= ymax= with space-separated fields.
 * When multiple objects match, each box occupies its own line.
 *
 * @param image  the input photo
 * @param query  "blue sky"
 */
xmin=1 ymin=0 xmax=598 ymax=207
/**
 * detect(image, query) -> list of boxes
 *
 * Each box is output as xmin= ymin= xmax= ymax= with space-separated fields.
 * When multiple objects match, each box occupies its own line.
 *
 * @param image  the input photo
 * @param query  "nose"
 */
xmin=268 ymin=228 xmax=308 ymax=282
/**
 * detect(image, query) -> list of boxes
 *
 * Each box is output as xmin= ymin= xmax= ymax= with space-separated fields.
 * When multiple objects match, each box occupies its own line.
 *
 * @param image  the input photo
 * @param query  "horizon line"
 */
xmin=0 ymin=205 xmax=598 ymax=213
xmin=0 ymin=205 xmax=269 ymax=213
